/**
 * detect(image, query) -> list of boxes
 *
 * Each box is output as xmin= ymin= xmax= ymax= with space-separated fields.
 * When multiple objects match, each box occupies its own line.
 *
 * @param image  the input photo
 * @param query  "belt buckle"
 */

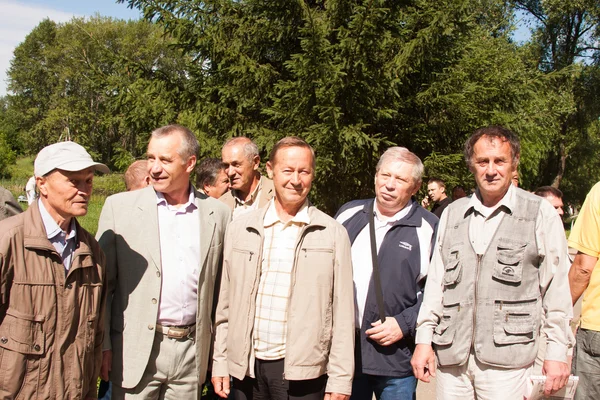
xmin=166 ymin=327 xmax=188 ymax=340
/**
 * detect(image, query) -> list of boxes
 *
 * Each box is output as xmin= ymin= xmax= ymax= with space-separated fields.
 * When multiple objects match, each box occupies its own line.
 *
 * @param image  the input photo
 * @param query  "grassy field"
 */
xmin=1 ymin=157 xmax=125 ymax=236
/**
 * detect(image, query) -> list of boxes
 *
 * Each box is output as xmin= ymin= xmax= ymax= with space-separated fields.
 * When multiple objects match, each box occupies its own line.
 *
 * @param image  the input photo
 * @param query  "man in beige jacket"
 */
xmin=212 ymin=137 xmax=355 ymax=400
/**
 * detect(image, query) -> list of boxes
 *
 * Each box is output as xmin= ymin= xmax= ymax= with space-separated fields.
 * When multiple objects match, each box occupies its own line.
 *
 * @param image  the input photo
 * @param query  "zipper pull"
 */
xmin=249 ymin=251 xmax=254 ymax=261
xmin=303 ymin=248 xmax=307 ymax=257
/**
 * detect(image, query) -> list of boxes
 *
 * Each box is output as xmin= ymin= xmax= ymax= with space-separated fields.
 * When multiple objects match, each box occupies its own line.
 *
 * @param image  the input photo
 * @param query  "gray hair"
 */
xmin=464 ymin=126 xmax=520 ymax=166
xmin=151 ymin=124 xmax=199 ymax=160
xmin=376 ymin=147 xmax=424 ymax=184
xmin=222 ymin=136 xmax=259 ymax=161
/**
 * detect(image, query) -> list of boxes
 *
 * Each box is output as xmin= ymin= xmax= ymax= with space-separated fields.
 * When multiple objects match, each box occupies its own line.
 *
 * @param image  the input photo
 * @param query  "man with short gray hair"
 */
xmin=220 ymin=136 xmax=274 ymax=219
xmin=0 ymin=141 xmax=108 ymax=399
xmin=335 ymin=147 xmax=438 ymax=400
xmin=98 ymin=124 xmax=230 ymax=399
xmin=412 ymin=126 xmax=572 ymax=399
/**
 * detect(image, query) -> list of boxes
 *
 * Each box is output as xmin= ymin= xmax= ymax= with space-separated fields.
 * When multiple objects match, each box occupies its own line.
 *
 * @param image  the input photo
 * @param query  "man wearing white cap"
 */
xmin=0 ymin=141 xmax=109 ymax=399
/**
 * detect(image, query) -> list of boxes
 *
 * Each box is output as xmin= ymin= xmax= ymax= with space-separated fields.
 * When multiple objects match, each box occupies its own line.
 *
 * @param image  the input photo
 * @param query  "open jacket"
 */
xmin=212 ymin=202 xmax=355 ymax=395
xmin=0 ymin=201 xmax=106 ymax=399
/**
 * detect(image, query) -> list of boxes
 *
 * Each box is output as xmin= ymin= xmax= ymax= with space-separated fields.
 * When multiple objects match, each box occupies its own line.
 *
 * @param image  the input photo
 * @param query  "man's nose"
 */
xmin=149 ymin=159 xmax=162 ymax=174
xmin=290 ymin=171 xmax=301 ymax=185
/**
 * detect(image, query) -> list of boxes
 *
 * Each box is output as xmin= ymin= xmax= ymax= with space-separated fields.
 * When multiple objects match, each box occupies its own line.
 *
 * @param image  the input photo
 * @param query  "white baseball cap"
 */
xmin=34 ymin=141 xmax=110 ymax=177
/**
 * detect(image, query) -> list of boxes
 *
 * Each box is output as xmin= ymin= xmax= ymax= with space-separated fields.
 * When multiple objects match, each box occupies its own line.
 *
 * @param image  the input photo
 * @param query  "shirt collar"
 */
xmin=264 ymin=198 xmax=311 ymax=228
xmin=38 ymin=199 xmax=76 ymax=241
xmin=155 ymin=186 xmax=197 ymax=213
xmin=374 ymin=199 xmax=413 ymax=226
xmin=468 ymin=184 xmax=515 ymax=218
xmin=233 ymin=175 xmax=262 ymax=206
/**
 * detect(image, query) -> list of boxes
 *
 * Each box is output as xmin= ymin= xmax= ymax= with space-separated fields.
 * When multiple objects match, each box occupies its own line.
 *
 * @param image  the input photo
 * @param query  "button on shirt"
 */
xmin=253 ymin=199 xmax=310 ymax=360
xmin=155 ymin=189 xmax=201 ymax=326
xmin=38 ymin=199 xmax=77 ymax=272
xmin=351 ymin=201 xmax=413 ymax=327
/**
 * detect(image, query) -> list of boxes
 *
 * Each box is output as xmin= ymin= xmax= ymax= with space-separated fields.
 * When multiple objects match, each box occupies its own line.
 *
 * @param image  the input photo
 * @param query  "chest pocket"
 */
xmin=493 ymin=239 xmax=528 ymax=285
xmin=298 ymin=242 xmax=334 ymax=287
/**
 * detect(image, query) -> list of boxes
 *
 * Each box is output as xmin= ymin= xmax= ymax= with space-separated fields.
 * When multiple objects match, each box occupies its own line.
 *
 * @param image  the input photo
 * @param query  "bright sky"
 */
xmin=0 ymin=0 xmax=141 ymax=96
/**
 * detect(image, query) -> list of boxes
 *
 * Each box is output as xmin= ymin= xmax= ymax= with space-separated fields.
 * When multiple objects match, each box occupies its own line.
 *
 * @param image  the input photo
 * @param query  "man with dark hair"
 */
xmin=220 ymin=137 xmax=274 ymax=219
xmin=534 ymin=186 xmax=564 ymax=217
xmin=336 ymin=147 xmax=438 ymax=400
xmin=0 ymin=185 xmax=22 ymax=220
xmin=196 ymin=158 xmax=230 ymax=199
xmin=212 ymin=137 xmax=354 ymax=400
xmin=0 ymin=141 xmax=108 ymax=399
xmin=426 ymin=178 xmax=450 ymax=218
xmin=124 ymin=160 xmax=151 ymax=192
xmin=97 ymin=124 xmax=231 ymax=399
xmin=412 ymin=126 xmax=572 ymax=399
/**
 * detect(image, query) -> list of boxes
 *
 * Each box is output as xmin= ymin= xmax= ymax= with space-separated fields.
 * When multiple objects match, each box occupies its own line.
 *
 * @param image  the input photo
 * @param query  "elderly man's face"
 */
xmin=222 ymin=144 xmax=259 ymax=193
xmin=375 ymin=160 xmax=420 ymax=217
xmin=38 ymin=167 xmax=94 ymax=220
xmin=267 ymin=146 xmax=314 ymax=210
xmin=147 ymin=132 xmax=195 ymax=197
xmin=470 ymin=135 xmax=517 ymax=206
xmin=205 ymin=169 xmax=230 ymax=199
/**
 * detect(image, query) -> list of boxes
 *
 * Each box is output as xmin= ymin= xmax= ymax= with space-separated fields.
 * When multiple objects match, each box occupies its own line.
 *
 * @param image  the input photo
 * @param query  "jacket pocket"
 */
xmin=493 ymin=300 xmax=536 ymax=345
xmin=0 ymin=309 xmax=45 ymax=398
xmin=493 ymin=239 xmax=527 ymax=284
xmin=432 ymin=303 xmax=460 ymax=346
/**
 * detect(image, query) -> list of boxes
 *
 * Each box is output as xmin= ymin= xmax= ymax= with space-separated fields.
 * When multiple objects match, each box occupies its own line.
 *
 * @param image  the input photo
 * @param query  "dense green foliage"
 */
xmin=1 ymin=1 xmax=599 ymax=213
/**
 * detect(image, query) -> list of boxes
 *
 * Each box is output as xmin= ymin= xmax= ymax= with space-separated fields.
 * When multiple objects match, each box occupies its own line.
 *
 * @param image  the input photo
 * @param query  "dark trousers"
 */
xmin=232 ymin=359 xmax=327 ymax=400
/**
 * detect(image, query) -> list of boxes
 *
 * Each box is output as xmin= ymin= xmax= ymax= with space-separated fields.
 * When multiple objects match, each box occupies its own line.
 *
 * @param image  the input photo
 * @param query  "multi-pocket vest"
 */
xmin=433 ymin=192 xmax=543 ymax=368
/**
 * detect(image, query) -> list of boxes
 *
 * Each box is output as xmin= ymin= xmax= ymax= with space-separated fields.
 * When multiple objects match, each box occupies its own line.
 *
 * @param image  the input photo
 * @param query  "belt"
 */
xmin=156 ymin=324 xmax=196 ymax=340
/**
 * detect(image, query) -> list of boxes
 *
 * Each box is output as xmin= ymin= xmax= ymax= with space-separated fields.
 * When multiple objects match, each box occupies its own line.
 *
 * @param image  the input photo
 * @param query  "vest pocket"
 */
xmin=443 ymin=259 xmax=462 ymax=286
xmin=493 ymin=240 xmax=527 ymax=284
xmin=493 ymin=300 xmax=535 ymax=345
xmin=432 ymin=303 xmax=460 ymax=346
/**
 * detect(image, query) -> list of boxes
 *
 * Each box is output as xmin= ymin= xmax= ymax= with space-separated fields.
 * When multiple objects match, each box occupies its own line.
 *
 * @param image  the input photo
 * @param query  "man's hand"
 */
xmin=100 ymin=350 xmax=112 ymax=381
xmin=212 ymin=376 xmax=231 ymax=399
xmin=421 ymin=197 xmax=430 ymax=208
xmin=324 ymin=393 xmax=350 ymax=400
xmin=365 ymin=317 xmax=403 ymax=346
xmin=411 ymin=344 xmax=437 ymax=383
xmin=542 ymin=360 xmax=570 ymax=397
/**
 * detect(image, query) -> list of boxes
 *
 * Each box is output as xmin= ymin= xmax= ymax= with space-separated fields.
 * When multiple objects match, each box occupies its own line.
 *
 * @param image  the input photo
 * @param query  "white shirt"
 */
xmin=38 ymin=199 xmax=77 ymax=272
xmin=349 ymin=201 xmax=413 ymax=327
xmin=155 ymin=188 xmax=201 ymax=326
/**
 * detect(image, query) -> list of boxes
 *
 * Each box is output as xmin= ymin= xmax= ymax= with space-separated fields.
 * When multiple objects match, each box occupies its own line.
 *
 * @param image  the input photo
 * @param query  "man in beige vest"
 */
xmin=411 ymin=126 xmax=572 ymax=399
xmin=220 ymin=137 xmax=274 ymax=219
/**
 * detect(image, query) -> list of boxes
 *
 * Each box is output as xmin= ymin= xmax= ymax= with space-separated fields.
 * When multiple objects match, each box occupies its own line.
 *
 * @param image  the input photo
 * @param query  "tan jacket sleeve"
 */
xmin=324 ymin=224 xmax=355 ymax=395
xmin=212 ymin=223 xmax=233 ymax=377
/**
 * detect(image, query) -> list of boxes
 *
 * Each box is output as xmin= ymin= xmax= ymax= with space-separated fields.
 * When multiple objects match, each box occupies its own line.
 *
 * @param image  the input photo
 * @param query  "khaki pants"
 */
xmin=112 ymin=332 xmax=198 ymax=400
xmin=436 ymin=353 xmax=532 ymax=400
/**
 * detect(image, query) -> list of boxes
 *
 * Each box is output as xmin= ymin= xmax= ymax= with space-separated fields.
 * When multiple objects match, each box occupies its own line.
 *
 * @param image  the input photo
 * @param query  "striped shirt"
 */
xmin=253 ymin=199 xmax=310 ymax=360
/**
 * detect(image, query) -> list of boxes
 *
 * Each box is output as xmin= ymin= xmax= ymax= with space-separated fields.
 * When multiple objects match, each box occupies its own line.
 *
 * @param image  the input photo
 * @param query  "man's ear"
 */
xmin=252 ymin=155 xmax=260 ymax=171
xmin=266 ymin=161 xmax=274 ymax=179
xmin=185 ymin=156 xmax=197 ymax=174
xmin=411 ymin=181 xmax=422 ymax=196
xmin=37 ymin=176 xmax=48 ymax=197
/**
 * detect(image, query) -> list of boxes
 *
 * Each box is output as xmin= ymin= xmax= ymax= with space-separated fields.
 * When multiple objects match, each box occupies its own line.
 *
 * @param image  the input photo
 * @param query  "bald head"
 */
xmin=124 ymin=160 xmax=150 ymax=191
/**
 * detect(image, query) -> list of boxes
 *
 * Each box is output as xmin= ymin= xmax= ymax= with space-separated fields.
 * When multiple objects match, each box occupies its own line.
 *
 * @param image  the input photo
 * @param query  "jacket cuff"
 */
xmin=415 ymin=328 xmax=433 ymax=345
xmin=325 ymin=378 xmax=352 ymax=396
xmin=545 ymin=342 xmax=568 ymax=363
xmin=212 ymin=361 xmax=229 ymax=378
xmin=394 ymin=315 xmax=410 ymax=339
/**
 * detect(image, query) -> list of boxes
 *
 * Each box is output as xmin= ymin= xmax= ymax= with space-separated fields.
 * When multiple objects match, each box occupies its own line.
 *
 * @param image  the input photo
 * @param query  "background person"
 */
xmin=426 ymin=178 xmax=450 ymax=218
xmin=220 ymin=136 xmax=274 ymax=219
xmin=0 ymin=141 xmax=109 ymax=399
xmin=0 ymin=185 xmax=22 ymax=220
xmin=534 ymin=186 xmax=564 ymax=217
xmin=197 ymin=157 xmax=230 ymax=199
xmin=124 ymin=159 xmax=151 ymax=191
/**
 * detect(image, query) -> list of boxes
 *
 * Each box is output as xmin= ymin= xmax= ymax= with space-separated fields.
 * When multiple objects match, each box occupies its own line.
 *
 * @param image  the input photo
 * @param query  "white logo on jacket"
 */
xmin=399 ymin=241 xmax=412 ymax=251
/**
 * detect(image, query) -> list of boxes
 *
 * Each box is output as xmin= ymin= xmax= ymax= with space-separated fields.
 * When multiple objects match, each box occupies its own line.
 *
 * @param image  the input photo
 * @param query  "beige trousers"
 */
xmin=436 ymin=353 xmax=532 ymax=400
xmin=112 ymin=332 xmax=198 ymax=400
